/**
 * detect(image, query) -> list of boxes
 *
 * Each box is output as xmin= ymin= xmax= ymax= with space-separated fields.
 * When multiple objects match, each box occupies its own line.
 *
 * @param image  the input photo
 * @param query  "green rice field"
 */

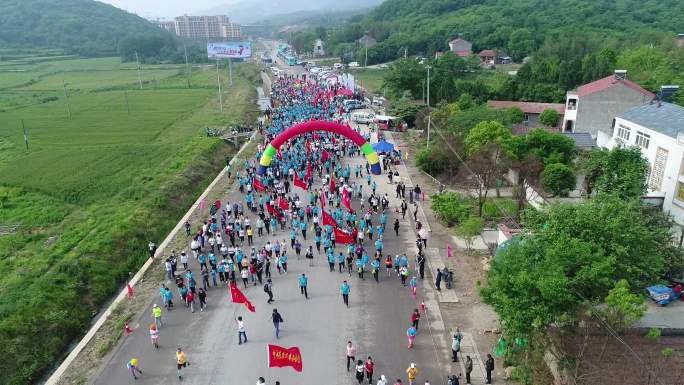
xmin=0 ymin=54 xmax=261 ymax=385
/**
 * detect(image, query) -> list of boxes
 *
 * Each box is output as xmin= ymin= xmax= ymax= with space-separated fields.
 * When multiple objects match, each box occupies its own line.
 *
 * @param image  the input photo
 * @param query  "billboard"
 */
xmin=207 ymin=42 xmax=252 ymax=59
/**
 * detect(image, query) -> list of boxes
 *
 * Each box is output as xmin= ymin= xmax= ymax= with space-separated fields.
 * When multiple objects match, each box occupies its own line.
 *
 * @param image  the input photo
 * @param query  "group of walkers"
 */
xmin=121 ymin=71 xmax=488 ymax=384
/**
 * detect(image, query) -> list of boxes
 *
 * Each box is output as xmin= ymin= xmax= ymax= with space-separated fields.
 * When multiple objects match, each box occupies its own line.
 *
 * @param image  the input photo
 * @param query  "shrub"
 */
xmin=416 ymin=146 xmax=449 ymax=175
xmin=431 ymin=192 xmax=472 ymax=226
xmin=541 ymin=163 xmax=576 ymax=197
xmin=539 ymin=109 xmax=560 ymax=127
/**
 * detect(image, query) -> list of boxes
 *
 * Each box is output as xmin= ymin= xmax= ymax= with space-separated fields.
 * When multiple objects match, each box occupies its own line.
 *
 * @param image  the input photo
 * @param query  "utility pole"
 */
xmin=228 ymin=58 xmax=233 ymax=86
xmin=404 ymin=47 xmax=407 ymax=59
xmin=124 ymin=92 xmax=130 ymax=114
xmin=62 ymin=80 xmax=71 ymax=119
xmin=22 ymin=120 xmax=28 ymax=151
xmin=365 ymin=45 xmax=368 ymax=68
xmin=135 ymin=51 xmax=143 ymax=89
xmin=184 ymin=45 xmax=191 ymax=88
xmin=425 ymin=65 xmax=432 ymax=148
xmin=216 ymin=59 xmax=223 ymax=113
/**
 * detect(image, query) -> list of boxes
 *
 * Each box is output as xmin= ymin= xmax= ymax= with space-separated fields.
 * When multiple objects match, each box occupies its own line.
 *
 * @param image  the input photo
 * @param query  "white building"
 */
xmin=604 ymin=101 xmax=684 ymax=226
xmin=313 ymin=39 xmax=325 ymax=57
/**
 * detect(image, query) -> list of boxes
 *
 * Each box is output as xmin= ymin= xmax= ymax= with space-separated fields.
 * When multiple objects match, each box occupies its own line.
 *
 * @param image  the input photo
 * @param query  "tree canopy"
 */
xmin=482 ymin=195 xmax=680 ymax=338
xmin=0 ymin=0 xmax=178 ymax=58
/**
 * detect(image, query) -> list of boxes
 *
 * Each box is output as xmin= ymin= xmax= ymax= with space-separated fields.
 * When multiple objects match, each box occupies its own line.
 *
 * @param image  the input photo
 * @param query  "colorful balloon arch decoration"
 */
xmin=257 ymin=120 xmax=382 ymax=176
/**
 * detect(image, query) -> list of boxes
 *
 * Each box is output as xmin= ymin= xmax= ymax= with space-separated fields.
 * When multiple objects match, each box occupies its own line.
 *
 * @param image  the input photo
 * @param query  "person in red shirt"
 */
xmin=411 ymin=308 xmax=421 ymax=331
xmin=364 ymin=356 xmax=375 ymax=384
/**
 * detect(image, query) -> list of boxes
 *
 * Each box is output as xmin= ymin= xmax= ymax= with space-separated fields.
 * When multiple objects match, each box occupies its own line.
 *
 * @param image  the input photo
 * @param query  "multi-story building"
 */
xmin=561 ymin=70 xmax=654 ymax=145
xmin=603 ymin=101 xmax=684 ymax=226
xmin=221 ymin=23 xmax=242 ymax=40
xmin=153 ymin=15 xmax=242 ymax=41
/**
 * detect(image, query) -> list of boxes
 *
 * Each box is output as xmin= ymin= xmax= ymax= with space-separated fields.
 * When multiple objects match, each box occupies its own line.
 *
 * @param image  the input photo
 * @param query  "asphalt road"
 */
xmin=93 ymin=62 xmax=450 ymax=385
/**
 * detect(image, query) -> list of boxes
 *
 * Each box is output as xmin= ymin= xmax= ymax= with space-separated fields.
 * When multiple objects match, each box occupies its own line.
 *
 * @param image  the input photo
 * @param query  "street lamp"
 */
xmin=425 ymin=65 xmax=432 ymax=148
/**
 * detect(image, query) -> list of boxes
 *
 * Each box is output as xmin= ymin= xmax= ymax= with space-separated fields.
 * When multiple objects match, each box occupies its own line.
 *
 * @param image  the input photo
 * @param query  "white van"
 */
xmin=352 ymin=111 xmax=375 ymax=125
xmin=333 ymin=63 xmax=343 ymax=70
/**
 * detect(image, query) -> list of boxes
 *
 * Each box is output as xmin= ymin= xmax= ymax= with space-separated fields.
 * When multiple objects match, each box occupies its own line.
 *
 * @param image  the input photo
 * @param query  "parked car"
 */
xmin=372 ymin=96 xmax=387 ymax=106
xmin=309 ymin=67 xmax=321 ymax=74
xmin=333 ymin=63 xmax=343 ymax=70
xmin=378 ymin=63 xmax=389 ymax=69
xmin=352 ymin=112 xmax=375 ymax=125
xmin=348 ymin=62 xmax=360 ymax=68
xmin=343 ymin=99 xmax=364 ymax=112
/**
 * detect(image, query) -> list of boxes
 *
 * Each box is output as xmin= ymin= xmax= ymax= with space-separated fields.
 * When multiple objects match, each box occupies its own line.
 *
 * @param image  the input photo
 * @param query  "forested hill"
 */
xmin=330 ymin=0 xmax=684 ymax=62
xmin=0 ymin=0 xmax=175 ymax=57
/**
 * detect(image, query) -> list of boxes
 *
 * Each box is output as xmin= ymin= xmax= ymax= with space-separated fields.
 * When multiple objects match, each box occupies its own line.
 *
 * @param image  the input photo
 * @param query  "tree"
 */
xmin=415 ymin=133 xmax=464 ymax=177
xmin=577 ymin=146 xmax=648 ymax=198
xmin=464 ymin=121 xmax=514 ymax=216
xmin=508 ymin=28 xmax=535 ymax=61
xmin=389 ymin=92 xmax=421 ymax=127
xmin=482 ymin=195 xmax=679 ymax=338
xmin=539 ymin=109 xmax=560 ymax=127
xmin=541 ymin=163 xmax=576 ymax=197
xmin=601 ymin=279 xmax=647 ymax=332
xmin=457 ymin=217 xmax=484 ymax=253
xmin=383 ymin=58 xmax=424 ymax=99
xmin=507 ymin=107 xmax=524 ymax=125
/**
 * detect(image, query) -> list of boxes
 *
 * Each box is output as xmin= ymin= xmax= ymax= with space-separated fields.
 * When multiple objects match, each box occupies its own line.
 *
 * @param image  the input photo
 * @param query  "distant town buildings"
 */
xmin=154 ymin=15 xmax=243 ymax=40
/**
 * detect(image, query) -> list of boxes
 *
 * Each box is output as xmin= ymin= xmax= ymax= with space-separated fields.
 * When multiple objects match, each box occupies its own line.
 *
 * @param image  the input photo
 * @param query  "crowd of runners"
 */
xmin=122 ymin=72 xmax=481 ymax=385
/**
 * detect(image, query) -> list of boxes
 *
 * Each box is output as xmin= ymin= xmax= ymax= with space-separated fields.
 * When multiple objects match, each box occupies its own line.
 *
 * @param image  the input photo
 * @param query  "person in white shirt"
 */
xmin=236 ymin=316 xmax=247 ymax=344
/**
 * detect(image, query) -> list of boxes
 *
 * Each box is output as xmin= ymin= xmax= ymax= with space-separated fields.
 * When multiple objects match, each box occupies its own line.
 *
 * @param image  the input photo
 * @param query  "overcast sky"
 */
xmin=96 ymin=0 xmax=236 ymax=19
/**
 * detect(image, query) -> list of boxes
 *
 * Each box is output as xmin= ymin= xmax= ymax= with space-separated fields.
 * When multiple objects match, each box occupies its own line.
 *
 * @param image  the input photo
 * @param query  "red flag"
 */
xmin=320 ymin=192 xmax=325 ymax=208
xmin=342 ymin=189 xmax=355 ymax=213
xmin=278 ymin=198 xmax=290 ymax=210
xmin=322 ymin=210 xmax=336 ymax=227
xmin=266 ymin=202 xmax=276 ymax=215
xmin=126 ymin=281 xmax=134 ymax=298
xmin=294 ymin=172 xmax=307 ymax=191
xmin=268 ymin=344 xmax=303 ymax=372
xmin=306 ymin=163 xmax=312 ymax=180
xmin=329 ymin=177 xmax=335 ymax=192
xmin=322 ymin=150 xmax=330 ymax=162
xmin=230 ymin=282 xmax=255 ymax=312
xmin=334 ymin=226 xmax=355 ymax=244
xmin=253 ymin=178 xmax=266 ymax=192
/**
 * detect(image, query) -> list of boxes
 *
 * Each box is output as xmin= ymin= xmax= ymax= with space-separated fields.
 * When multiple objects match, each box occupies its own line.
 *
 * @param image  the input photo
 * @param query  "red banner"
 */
xmin=329 ymin=177 xmax=335 ymax=193
xmin=322 ymin=150 xmax=330 ymax=163
xmin=279 ymin=198 xmax=290 ymax=210
xmin=253 ymin=178 xmax=266 ymax=192
xmin=268 ymin=344 xmax=303 ymax=372
xmin=320 ymin=192 xmax=325 ymax=208
xmin=334 ymin=227 xmax=357 ymax=244
xmin=322 ymin=210 xmax=336 ymax=227
xmin=342 ymin=189 xmax=355 ymax=213
xmin=305 ymin=163 xmax=312 ymax=180
xmin=229 ymin=282 xmax=255 ymax=312
xmin=294 ymin=172 xmax=307 ymax=191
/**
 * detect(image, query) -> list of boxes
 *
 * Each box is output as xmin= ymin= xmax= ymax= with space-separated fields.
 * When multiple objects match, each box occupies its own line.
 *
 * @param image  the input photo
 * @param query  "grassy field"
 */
xmin=0 ymin=55 xmax=261 ymax=385
xmin=349 ymin=68 xmax=386 ymax=95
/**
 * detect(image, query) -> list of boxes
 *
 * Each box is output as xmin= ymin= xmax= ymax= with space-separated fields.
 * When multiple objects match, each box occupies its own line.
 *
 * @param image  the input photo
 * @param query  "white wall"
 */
xmin=607 ymin=117 xmax=684 ymax=226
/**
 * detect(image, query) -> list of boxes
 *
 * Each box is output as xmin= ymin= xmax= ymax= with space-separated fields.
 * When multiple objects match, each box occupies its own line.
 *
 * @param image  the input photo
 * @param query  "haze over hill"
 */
xmin=202 ymin=0 xmax=384 ymax=23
